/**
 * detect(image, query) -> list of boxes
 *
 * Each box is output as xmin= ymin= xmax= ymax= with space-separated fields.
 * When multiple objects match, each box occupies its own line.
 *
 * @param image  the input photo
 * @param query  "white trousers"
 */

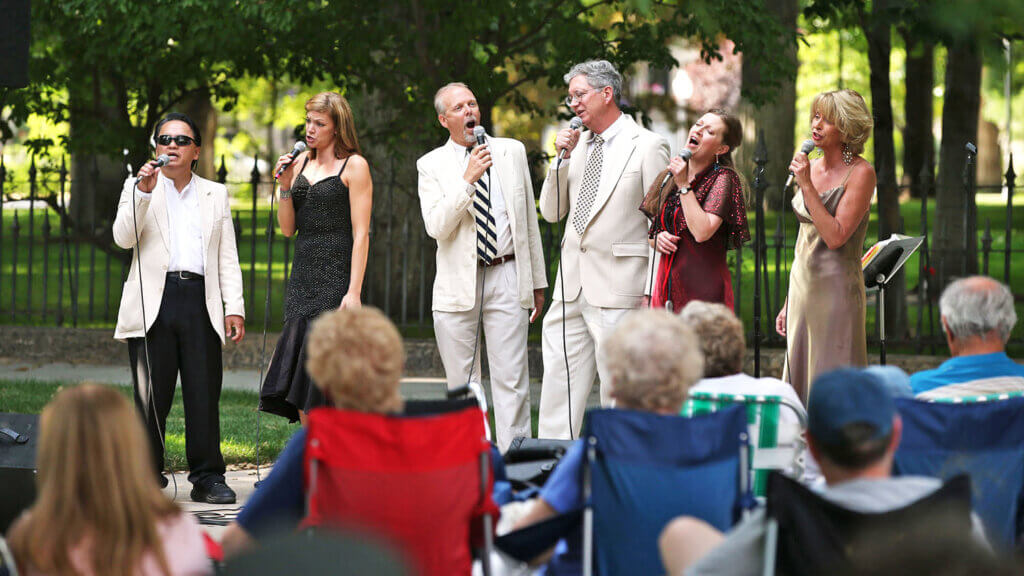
xmin=538 ymin=296 xmax=630 ymax=439
xmin=433 ymin=260 xmax=531 ymax=452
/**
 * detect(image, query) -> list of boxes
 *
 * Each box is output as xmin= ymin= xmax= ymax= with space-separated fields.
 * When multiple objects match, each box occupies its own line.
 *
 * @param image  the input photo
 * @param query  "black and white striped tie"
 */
xmin=474 ymin=175 xmax=497 ymax=264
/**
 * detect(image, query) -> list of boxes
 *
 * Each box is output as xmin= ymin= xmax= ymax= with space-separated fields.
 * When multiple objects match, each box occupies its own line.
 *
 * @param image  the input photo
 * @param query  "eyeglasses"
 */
xmin=564 ymin=88 xmax=600 ymax=107
xmin=156 ymin=134 xmax=197 ymax=146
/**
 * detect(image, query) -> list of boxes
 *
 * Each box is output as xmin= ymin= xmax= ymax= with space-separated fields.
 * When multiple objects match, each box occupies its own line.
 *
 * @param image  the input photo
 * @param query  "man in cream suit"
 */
xmin=538 ymin=60 xmax=670 ymax=439
xmin=418 ymin=83 xmax=547 ymax=452
xmin=113 ymin=113 xmax=245 ymax=504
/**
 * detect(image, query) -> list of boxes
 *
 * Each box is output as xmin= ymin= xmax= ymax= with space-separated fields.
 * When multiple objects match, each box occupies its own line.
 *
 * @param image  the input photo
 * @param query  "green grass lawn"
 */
xmin=0 ymin=379 xmax=296 ymax=470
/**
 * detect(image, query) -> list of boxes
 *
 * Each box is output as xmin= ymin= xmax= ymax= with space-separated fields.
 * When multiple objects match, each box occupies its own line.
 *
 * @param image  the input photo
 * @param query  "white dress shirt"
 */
xmin=141 ymin=173 xmax=205 ymax=275
xmin=451 ymin=138 xmax=513 ymax=258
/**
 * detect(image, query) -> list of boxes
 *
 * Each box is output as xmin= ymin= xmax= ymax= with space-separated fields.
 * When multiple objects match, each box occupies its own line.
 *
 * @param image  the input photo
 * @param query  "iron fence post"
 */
xmin=1005 ymin=156 xmax=1015 ymax=285
xmin=752 ymin=131 xmax=768 ymax=377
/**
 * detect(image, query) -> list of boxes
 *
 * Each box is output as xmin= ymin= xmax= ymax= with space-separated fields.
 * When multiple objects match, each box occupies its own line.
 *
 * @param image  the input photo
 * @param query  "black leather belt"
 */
xmin=479 ymin=254 xmax=515 ymax=268
xmin=167 ymin=270 xmax=204 ymax=281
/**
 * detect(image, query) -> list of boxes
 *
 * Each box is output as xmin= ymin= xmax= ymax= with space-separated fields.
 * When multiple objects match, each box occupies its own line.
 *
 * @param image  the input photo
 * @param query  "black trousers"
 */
xmin=128 ymin=275 xmax=226 ymax=486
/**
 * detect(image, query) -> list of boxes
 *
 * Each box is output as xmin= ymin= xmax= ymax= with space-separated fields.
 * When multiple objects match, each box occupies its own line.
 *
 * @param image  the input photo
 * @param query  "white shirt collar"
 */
xmin=593 ymin=112 xmax=628 ymax=144
xmin=159 ymin=172 xmax=196 ymax=196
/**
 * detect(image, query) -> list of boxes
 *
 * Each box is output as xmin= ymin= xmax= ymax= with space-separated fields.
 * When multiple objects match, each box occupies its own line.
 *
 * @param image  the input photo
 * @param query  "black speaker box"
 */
xmin=0 ymin=413 xmax=38 ymax=533
xmin=0 ymin=0 xmax=31 ymax=89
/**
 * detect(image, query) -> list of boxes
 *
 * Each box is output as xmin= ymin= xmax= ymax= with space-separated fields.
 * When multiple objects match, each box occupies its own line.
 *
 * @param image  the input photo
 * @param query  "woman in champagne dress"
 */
xmin=776 ymin=89 xmax=877 ymax=402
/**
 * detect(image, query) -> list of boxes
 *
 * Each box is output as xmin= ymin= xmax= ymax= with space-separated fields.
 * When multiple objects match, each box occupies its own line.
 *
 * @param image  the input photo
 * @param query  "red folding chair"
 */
xmin=301 ymin=401 xmax=497 ymax=575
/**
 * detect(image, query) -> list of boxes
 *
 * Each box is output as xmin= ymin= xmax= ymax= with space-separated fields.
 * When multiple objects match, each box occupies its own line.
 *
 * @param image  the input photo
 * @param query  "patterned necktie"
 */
xmin=572 ymin=133 xmax=604 ymax=236
xmin=474 ymin=174 xmax=498 ymax=264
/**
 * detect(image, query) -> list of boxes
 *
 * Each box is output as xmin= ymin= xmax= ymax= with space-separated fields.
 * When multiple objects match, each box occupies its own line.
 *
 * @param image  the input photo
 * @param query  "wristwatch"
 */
xmin=679 ymin=185 xmax=690 ymax=196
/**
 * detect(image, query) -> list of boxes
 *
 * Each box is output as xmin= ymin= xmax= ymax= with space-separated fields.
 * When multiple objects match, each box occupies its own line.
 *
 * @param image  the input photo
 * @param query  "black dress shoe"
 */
xmin=190 ymin=481 xmax=236 ymax=504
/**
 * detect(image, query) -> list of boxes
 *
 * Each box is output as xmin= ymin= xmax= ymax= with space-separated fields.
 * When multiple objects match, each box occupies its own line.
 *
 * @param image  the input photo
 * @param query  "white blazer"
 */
xmin=112 ymin=175 xmax=245 ymax=343
xmin=417 ymin=137 xmax=548 ymax=312
xmin=539 ymin=115 xmax=669 ymax=309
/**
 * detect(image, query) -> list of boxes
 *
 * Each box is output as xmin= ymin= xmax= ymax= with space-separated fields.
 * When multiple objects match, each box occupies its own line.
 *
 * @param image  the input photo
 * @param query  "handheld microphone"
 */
xmin=557 ymin=117 xmax=584 ymax=165
xmin=275 ymin=141 xmax=308 ymax=178
xmin=135 ymin=154 xmax=170 ymax=185
xmin=784 ymin=140 xmax=815 ymax=190
xmin=473 ymin=125 xmax=487 ymax=147
xmin=658 ymin=149 xmax=693 ymax=189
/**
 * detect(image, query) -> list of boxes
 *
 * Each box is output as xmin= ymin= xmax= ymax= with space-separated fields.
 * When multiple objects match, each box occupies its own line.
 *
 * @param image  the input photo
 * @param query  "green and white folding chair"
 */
xmin=682 ymin=391 xmax=807 ymax=497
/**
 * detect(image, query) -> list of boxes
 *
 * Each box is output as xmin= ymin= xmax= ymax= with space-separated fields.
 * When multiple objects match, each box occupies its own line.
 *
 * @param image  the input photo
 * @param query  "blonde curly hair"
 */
xmin=811 ymin=89 xmax=873 ymax=155
xmin=680 ymin=300 xmax=745 ymax=377
xmin=604 ymin=309 xmax=704 ymax=413
xmin=306 ymin=307 xmax=405 ymax=413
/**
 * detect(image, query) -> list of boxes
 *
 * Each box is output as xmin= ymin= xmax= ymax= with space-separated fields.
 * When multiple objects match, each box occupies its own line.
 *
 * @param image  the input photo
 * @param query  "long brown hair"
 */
xmin=640 ymin=108 xmax=745 ymax=218
xmin=306 ymin=91 xmax=363 ymax=160
xmin=8 ymin=384 xmax=180 ymax=576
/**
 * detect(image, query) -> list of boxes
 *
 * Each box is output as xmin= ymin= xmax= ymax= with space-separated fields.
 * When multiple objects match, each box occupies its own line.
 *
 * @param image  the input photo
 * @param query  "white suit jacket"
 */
xmin=417 ymin=137 xmax=547 ymax=312
xmin=539 ymin=115 xmax=669 ymax=309
xmin=112 ymin=175 xmax=245 ymax=343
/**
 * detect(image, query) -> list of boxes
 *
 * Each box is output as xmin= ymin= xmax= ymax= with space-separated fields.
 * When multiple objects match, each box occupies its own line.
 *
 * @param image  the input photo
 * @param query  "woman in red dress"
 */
xmin=641 ymin=109 xmax=749 ymax=311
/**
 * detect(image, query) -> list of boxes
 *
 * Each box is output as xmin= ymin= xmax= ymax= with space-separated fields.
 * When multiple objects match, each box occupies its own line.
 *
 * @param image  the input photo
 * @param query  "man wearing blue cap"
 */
xmin=659 ymin=367 xmax=987 ymax=576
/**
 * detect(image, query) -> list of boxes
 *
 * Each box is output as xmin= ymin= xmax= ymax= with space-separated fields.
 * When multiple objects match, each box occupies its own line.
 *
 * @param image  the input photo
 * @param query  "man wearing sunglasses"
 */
xmin=537 ymin=60 xmax=669 ymax=440
xmin=112 ymin=112 xmax=245 ymax=504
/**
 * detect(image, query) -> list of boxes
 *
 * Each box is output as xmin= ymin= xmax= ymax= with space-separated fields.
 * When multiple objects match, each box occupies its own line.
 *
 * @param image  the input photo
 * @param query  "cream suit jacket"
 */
xmin=539 ymin=115 xmax=669 ymax=308
xmin=112 ymin=175 xmax=245 ymax=343
xmin=417 ymin=137 xmax=548 ymax=312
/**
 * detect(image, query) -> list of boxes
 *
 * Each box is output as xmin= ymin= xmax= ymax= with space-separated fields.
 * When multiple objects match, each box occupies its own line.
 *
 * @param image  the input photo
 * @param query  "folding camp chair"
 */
xmin=683 ymin=391 xmax=807 ymax=497
xmin=582 ymin=406 xmax=753 ymax=576
xmin=301 ymin=400 xmax=498 ymax=576
xmin=761 ymin=472 xmax=973 ymax=576
xmin=919 ymin=389 xmax=1024 ymax=403
xmin=893 ymin=396 xmax=1024 ymax=549
xmin=0 ymin=536 xmax=17 ymax=576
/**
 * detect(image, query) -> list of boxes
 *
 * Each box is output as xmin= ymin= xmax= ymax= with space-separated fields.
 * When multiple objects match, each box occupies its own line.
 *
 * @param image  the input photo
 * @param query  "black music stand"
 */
xmin=862 ymin=235 xmax=924 ymax=365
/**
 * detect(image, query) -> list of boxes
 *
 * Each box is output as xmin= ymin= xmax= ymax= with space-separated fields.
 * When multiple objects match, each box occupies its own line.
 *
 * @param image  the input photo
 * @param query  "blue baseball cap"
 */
xmin=808 ymin=368 xmax=896 ymax=446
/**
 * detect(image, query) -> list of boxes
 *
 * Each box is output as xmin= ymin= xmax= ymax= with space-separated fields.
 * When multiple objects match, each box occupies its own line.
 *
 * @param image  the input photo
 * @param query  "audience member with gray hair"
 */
xmin=681 ymin=300 xmax=804 ymax=441
xmin=911 ymin=275 xmax=1024 ymax=397
xmin=514 ymin=309 xmax=704 ymax=574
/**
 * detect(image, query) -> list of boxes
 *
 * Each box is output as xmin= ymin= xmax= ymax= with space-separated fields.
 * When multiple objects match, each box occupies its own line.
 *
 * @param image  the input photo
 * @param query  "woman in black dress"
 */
xmin=260 ymin=92 xmax=373 ymax=423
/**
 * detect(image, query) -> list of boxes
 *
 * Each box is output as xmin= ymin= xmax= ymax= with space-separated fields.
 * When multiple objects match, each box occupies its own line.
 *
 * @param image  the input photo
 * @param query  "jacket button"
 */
xmin=580 ymin=247 xmax=587 ymax=253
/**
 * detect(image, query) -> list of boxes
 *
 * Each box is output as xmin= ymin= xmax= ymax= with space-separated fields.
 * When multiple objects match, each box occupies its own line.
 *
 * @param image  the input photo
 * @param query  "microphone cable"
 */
xmin=555 ymin=151 xmax=573 ymax=440
xmin=252 ymin=180 xmax=280 ymax=488
xmin=130 ymin=166 xmax=177 ymax=500
xmin=465 ymin=141 xmax=493 ymax=443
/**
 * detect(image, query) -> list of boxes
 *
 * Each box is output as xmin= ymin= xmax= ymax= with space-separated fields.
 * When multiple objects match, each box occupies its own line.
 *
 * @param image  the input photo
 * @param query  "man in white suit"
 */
xmin=113 ymin=113 xmax=245 ymax=504
xmin=417 ymin=83 xmax=547 ymax=452
xmin=538 ymin=60 xmax=670 ymax=439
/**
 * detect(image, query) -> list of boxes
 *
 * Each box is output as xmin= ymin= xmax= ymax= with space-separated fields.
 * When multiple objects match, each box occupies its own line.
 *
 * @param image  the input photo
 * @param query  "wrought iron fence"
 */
xmin=0 ymin=144 xmax=1019 ymax=354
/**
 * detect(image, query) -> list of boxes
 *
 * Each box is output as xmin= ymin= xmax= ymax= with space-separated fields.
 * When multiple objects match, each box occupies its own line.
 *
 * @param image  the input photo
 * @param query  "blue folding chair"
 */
xmin=581 ymin=406 xmax=752 ymax=576
xmin=893 ymin=396 xmax=1024 ymax=549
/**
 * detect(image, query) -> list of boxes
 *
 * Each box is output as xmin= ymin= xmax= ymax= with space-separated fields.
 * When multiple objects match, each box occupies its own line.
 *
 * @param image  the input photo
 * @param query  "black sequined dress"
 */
xmin=259 ymin=157 xmax=352 ymax=422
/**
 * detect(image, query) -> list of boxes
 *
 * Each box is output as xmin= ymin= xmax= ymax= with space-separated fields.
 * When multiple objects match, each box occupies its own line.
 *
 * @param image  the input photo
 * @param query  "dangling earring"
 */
xmin=714 ymin=153 xmax=720 ymax=169
xmin=842 ymin=142 xmax=854 ymax=166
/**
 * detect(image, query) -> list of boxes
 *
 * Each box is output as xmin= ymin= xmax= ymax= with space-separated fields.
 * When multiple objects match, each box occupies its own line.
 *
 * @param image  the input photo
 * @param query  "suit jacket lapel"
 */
xmin=151 ymin=182 xmax=170 ymax=253
xmin=491 ymin=139 xmax=517 ymax=233
xmin=585 ymin=119 xmax=638 ymax=231
xmin=197 ymin=177 xmax=214 ymax=262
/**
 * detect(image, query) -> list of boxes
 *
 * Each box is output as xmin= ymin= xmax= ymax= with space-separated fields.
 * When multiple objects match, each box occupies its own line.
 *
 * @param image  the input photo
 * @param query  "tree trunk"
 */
xmin=863 ymin=0 xmax=907 ymax=338
xmin=935 ymin=38 xmax=982 ymax=290
xmin=182 ymin=93 xmax=218 ymax=180
xmin=67 ymin=69 xmax=139 ymax=242
xmin=900 ymin=31 xmax=934 ymax=199
xmin=738 ymin=0 xmax=798 ymax=209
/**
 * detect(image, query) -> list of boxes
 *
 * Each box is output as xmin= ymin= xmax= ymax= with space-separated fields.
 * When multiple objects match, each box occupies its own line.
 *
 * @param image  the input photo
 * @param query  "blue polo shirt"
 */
xmin=910 ymin=352 xmax=1024 ymax=394
xmin=537 ymin=440 xmax=586 ymax=576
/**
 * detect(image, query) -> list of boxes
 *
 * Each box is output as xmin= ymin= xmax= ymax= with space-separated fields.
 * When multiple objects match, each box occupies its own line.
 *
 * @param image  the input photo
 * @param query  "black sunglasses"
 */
xmin=156 ymin=134 xmax=197 ymax=146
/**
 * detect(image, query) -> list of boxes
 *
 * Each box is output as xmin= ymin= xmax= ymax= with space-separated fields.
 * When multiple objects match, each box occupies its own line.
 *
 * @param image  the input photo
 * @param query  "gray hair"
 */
xmin=433 ymin=82 xmax=470 ymax=115
xmin=564 ymin=60 xmax=622 ymax=104
xmin=680 ymin=301 xmax=745 ymax=377
xmin=940 ymin=276 xmax=1017 ymax=342
xmin=604 ymin=309 xmax=704 ymax=413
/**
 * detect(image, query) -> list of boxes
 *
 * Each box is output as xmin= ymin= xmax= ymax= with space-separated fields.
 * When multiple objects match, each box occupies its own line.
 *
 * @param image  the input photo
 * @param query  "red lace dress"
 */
xmin=647 ymin=165 xmax=750 ymax=311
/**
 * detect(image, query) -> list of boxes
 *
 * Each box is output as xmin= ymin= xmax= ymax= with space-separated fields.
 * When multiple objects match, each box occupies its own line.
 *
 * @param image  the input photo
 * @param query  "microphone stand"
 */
xmin=751 ymin=133 xmax=769 ymax=378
